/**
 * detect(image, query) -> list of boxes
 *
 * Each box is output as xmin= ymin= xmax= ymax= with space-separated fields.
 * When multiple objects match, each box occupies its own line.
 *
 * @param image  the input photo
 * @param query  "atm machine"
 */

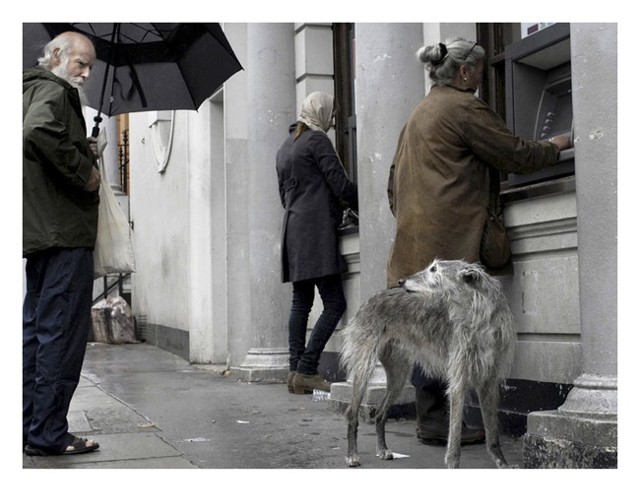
xmin=504 ymin=23 xmax=574 ymax=187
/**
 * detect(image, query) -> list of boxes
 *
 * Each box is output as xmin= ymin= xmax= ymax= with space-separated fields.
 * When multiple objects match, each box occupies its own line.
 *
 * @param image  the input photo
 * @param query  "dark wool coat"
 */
xmin=276 ymin=124 xmax=358 ymax=283
xmin=23 ymin=67 xmax=99 ymax=256
xmin=387 ymin=85 xmax=559 ymax=287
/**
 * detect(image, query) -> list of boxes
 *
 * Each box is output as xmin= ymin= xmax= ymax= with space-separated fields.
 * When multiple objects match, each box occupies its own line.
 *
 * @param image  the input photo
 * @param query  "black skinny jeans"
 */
xmin=288 ymin=274 xmax=347 ymax=375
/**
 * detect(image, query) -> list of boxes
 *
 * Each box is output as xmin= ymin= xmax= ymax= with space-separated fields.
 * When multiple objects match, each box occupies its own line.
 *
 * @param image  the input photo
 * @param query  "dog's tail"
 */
xmin=339 ymin=315 xmax=381 ymax=387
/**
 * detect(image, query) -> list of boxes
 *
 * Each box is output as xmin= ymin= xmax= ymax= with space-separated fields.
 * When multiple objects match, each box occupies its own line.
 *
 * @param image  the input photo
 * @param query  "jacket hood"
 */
xmin=23 ymin=66 xmax=72 ymax=90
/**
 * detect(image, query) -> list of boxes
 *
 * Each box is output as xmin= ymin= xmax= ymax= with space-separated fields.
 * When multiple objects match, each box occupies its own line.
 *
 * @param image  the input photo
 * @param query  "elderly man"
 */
xmin=23 ymin=31 xmax=101 ymax=456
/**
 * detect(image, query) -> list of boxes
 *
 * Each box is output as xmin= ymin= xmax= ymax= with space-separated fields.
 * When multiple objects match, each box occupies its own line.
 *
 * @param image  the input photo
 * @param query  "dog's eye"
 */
xmin=429 ymin=266 xmax=437 ymax=273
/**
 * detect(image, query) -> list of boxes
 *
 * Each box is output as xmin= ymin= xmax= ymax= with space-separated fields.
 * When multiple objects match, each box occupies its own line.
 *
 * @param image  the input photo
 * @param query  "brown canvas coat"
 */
xmin=387 ymin=85 xmax=559 ymax=287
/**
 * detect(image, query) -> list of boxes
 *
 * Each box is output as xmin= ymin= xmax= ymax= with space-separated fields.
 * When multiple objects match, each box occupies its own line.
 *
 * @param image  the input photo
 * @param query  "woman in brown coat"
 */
xmin=387 ymin=38 xmax=570 ymax=445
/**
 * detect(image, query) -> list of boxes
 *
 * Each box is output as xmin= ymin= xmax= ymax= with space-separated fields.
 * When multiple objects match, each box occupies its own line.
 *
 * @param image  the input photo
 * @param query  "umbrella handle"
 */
xmin=92 ymin=115 xmax=102 ymax=138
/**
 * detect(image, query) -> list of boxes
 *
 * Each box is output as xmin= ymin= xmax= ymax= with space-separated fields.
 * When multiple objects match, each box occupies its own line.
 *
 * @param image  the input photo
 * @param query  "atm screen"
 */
xmin=505 ymin=24 xmax=575 ymax=187
xmin=534 ymin=75 xmax=573 ymax=141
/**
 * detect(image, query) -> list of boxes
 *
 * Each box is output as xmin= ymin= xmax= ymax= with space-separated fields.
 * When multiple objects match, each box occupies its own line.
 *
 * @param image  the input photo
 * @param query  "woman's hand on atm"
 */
xmin=549 ymin=134 xmax=571 ymax=152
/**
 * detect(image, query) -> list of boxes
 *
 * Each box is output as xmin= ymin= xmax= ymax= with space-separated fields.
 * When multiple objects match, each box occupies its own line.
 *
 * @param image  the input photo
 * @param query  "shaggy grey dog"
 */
xmin=341 ymin=259 xmax=517 ymax=469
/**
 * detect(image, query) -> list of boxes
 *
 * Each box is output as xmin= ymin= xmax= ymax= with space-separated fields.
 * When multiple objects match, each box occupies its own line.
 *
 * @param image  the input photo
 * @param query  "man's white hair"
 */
xmin=37 ymin=34 xmax=74 ymax=70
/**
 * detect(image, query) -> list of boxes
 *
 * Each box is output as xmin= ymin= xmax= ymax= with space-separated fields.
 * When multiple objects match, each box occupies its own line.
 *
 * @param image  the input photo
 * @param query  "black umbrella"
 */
xmin=23 ymin=23 xmax=243 ymax=136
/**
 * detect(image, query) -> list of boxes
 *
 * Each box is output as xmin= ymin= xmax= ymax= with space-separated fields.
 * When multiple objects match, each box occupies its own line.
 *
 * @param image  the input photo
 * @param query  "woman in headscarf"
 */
xmin=276 ymin=91 xmax=358 ymax=394
xmin=387 ymin=38 xmax=570 ymax=445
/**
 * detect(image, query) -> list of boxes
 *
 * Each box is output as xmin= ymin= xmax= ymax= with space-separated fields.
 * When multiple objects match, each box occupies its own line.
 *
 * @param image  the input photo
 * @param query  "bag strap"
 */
xmin=488 ymin=167 xmax=502 ymax=213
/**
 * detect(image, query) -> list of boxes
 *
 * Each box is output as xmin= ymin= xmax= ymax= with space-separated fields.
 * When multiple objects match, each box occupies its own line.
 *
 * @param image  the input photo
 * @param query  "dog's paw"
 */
xmin=377 ymin=449 xmax=394 ymax=461
xmin=345 ymin=456 xmax=361 ymax=467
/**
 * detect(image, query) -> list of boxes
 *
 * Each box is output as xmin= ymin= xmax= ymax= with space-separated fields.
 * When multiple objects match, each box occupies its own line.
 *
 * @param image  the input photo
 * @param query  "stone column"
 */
xmin=354 ymin=23 xmax=425 ymax=300
xmin=523 ymin=23 xmax=617 ymax=468
xmin=231 ymin=23 xmax=296 ymax=382
xmin=186 ymin=96 xmax=227 ymax=364
xmin=223 ymin=23 xmax=253 ymax=369
xmin=330 ymin=23 xmax=425 ymax=417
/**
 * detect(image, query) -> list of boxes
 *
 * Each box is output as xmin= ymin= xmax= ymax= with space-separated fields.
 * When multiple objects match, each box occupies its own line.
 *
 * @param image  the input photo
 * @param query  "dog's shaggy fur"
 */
xmin=340 ymin=259 xmax=517 ymax=469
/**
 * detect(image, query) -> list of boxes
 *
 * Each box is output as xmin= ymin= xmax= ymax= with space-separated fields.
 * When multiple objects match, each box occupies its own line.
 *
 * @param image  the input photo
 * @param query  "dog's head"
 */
xmin=399 ymin=259 xmax=489 ymax=294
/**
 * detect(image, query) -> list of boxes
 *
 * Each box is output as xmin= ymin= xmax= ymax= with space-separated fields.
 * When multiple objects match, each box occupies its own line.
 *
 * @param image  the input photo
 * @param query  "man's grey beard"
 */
xmin=50 ymin=62 xmax=89 ymax=106
xmin=75 ymin=85 xmax=89 ymax=107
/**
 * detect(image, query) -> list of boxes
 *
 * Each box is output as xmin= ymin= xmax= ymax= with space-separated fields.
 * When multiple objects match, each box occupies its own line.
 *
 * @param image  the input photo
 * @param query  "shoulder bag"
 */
xmin=480 ymin=168 xmax=511 ymax=269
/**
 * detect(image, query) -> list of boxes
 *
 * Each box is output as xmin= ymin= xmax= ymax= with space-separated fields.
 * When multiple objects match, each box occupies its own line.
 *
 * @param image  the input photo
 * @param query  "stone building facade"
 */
xmin=99 ymin=23 xmax=617 ymax=468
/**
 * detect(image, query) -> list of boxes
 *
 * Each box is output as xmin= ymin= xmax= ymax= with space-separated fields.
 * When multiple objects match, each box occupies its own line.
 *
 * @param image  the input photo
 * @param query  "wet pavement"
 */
xmin=22 ymin=342 xmax=525 ymax=471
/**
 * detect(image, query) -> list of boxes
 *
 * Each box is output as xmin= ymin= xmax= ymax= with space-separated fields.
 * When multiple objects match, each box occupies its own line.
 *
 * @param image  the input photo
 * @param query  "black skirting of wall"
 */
xmin=465 ymin=379 xmax=573 ymax=436
xmin=138 ymin=323 xmax=190 ymax=361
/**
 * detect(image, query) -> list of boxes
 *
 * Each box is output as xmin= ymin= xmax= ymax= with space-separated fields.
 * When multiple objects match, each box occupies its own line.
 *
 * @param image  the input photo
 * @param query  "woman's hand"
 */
xmin=87 ymin=136 xmax=99 ymax=157
xmin=549 ymin=134 xmax=571 ymax=151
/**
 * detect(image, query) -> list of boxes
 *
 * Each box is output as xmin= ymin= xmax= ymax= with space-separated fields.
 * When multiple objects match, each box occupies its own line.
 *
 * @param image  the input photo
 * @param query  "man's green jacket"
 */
xmin=23 ymin=67 xmax=99 ymax=257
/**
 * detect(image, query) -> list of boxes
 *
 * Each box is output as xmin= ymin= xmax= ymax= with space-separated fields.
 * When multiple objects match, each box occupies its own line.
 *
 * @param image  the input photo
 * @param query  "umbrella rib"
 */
xmin=128 ymin=63 xmax=149 ymax=109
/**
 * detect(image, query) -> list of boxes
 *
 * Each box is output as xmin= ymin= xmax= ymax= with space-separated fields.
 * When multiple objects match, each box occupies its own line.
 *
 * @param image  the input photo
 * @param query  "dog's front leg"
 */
xmin=478 ymin=380 xmax=517 ymax=469
xmin=445 ymin=386 xmax=465 ymax=469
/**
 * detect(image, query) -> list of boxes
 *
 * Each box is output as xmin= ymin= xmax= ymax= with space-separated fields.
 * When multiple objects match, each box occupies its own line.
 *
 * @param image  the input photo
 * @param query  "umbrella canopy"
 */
xmin=23 ymin=23 xmax=243 ymax=129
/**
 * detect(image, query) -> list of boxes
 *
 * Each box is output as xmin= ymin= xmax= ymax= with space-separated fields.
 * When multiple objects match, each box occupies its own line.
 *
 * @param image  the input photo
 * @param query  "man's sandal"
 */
xmin=25 ymin=435 xmax=100 ymax=456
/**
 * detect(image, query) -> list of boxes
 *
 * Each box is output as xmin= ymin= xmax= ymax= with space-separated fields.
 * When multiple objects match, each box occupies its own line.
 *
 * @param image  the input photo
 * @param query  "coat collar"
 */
xmin=440 ymin=83 xmax=477 ymax=94
xmin=24 ymin=66 xmax=74 ymax=90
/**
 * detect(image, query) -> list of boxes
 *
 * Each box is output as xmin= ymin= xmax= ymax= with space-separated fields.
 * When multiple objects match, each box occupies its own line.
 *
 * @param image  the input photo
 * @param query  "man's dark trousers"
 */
xmin=23 ymin=247 xmax=93 ymax=453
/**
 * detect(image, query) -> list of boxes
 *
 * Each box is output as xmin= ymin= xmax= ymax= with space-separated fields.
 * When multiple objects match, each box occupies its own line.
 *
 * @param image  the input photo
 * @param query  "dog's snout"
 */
xmin=398 ymin=279 xmax=405 ymax=287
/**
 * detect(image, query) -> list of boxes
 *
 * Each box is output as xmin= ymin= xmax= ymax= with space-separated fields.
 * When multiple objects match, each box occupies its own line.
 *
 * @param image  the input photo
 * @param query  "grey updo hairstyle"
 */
xmin=416 ymin=37 xmax=485 ymax=86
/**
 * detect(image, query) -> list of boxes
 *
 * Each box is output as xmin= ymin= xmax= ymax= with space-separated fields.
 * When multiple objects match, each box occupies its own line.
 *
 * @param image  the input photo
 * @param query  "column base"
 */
xmin=230 ymin=347 xmax=289 ymax=383
xmin=523 ymin=411 xmax=617 ymax=468
xmin=523 ymin=374 xmax=617 ymax=468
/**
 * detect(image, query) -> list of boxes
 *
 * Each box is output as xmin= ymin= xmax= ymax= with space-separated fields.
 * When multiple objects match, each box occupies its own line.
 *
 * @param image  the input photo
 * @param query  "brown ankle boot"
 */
xmin=292 ymin=372 xmax=331 ymax=394
xmin=287 ymin=371 xmax=296 ymax=393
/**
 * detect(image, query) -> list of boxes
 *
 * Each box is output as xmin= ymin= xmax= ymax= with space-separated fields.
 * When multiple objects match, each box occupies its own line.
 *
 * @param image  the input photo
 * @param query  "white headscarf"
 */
xmin=298 ymin=92 xmax=334 ymax=133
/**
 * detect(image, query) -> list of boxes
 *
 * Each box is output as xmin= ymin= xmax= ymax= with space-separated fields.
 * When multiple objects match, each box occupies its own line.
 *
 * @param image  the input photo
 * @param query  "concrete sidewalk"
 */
xmin=22 ymin=342 xmax=524 ymax=470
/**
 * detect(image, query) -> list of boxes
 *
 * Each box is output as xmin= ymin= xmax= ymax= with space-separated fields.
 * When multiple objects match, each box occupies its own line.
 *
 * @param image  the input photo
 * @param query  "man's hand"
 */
xmin=87 ymin=136 xmax=99 ymax=157
xmin=84 ymin=166 xmax=101 ymax=192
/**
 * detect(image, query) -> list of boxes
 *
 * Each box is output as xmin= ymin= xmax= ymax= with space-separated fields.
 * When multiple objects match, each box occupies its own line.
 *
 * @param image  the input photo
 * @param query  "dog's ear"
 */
xmin=459 ymin=267 xmax=481 ymax=285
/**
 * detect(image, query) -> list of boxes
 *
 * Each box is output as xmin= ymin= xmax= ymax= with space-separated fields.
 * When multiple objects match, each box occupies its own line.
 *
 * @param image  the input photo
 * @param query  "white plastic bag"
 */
xmin=93 ymin=130 xmax=135 ymax=278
